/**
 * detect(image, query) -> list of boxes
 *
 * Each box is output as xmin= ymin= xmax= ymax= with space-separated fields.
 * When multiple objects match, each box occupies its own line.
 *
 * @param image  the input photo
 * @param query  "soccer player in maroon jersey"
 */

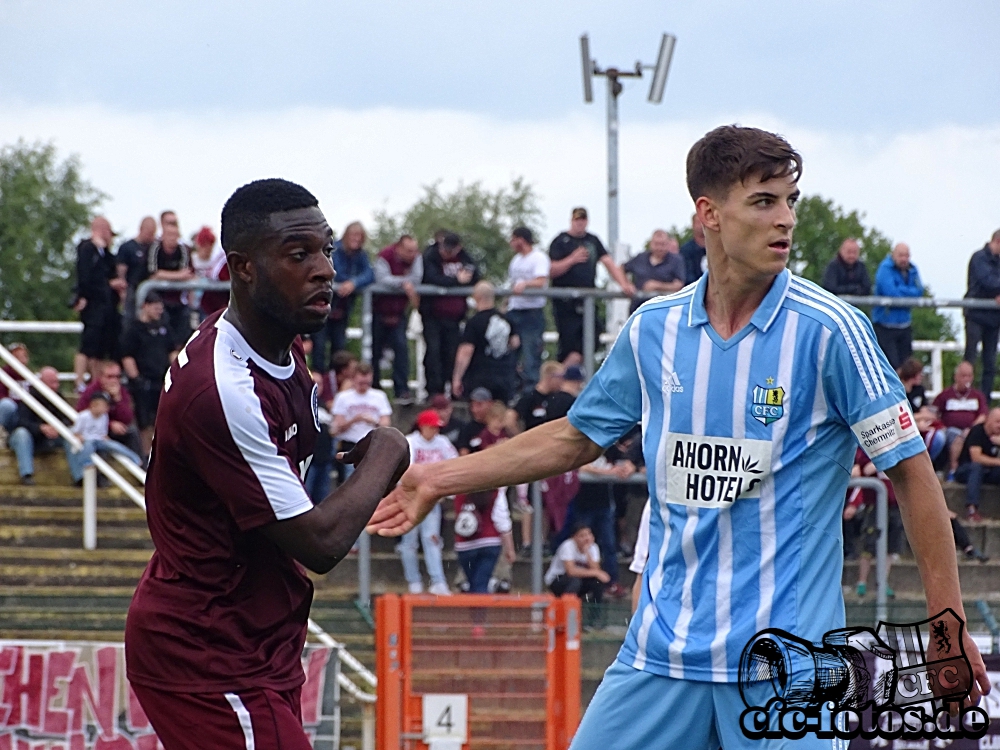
xmin=125 ymin=179 xmax=409 ymax=750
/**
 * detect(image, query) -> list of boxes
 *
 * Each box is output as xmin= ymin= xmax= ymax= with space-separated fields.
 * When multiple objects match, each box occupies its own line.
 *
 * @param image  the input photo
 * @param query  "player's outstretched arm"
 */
xmin=367 ymin=417 xmax=603 ymax=537
xmin=262 ymin=427 xmax=410 ymax=574
xmin=885 ymin=451 xmax=991 ymax=706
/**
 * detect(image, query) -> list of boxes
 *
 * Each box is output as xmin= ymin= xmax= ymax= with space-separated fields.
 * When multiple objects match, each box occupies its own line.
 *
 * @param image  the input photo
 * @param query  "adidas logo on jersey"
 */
xmin=663 ymin=371 xmax=684 ymax=393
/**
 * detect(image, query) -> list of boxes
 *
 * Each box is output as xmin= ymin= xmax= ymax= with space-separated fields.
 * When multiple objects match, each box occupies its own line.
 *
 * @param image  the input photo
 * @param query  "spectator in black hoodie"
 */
xmin=963 ymin=229 xmax=1000 ymax=395
xmin=820 ymin=238 xmax=871 ymax=296
xmin=73 ymin=216 xmax=125 ymax=391
xmin=420 ymin=232 xmax=481 ymax=397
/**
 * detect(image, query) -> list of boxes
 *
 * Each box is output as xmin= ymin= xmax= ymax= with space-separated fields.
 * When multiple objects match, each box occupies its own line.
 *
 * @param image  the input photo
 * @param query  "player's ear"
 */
xmin=695 ymin=195 xmax=721 ymax=234
xmin=227 ymin=251 xmax=254 ymax=284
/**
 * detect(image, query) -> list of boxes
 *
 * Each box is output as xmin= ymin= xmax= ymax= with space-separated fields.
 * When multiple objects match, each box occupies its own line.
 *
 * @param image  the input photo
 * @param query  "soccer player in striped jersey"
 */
xmin=370 ymin=126 xmax=989 ymax=748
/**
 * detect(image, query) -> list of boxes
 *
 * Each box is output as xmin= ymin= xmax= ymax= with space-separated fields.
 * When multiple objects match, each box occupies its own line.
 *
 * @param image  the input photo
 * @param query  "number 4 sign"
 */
xmin=422 ymin=693 xmax=468 ymax=743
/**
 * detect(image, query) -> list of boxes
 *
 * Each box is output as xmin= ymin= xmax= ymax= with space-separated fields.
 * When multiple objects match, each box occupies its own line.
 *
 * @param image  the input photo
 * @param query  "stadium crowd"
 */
xmin=0 ymin=206 xmax=997 ymax=602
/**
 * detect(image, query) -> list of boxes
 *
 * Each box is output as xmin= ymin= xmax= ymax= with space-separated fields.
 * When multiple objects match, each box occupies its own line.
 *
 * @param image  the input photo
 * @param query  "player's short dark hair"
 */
xmin=220 ymin=179 xmax=319 ymax=252
xmin=686 ymin=125 xmax=802 ymax=201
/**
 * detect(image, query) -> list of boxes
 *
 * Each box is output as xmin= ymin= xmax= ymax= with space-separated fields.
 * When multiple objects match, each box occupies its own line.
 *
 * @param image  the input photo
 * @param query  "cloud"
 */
xmin=1 ymin=104 xmax=997 ymax=302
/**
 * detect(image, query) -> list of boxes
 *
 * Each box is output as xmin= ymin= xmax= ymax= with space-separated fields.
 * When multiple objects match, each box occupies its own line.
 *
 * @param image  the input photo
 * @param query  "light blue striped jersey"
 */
xmin=567 ymin=269 xmax=924 ymax=682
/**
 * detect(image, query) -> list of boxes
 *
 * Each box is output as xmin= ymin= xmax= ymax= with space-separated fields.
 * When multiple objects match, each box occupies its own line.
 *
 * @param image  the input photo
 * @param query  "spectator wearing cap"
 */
xmin=122 ymin=292 xmax=175 ymax=455
xmin=8 ymin=367 xmax=72 ymax=485
xmin=430 ymin=394 xmax=465 ymax=447
xmin=147 ymin=222 xmax=194 ymax=347
xmin=452 ymin=281 xmax=520 ymax=404
xmin=420 ymin=231 xmax=482 ymax=397
xmin=622 ymin=230 xmax=685 ymax=314
xmin=506 ymin=227 xmax=550 ymax=389
xmin=372 ymin=234 xmax=422 ymax=400
xmin=454 ymin=387 xmax=493 ymax=455
xmin=73 ymin=216 xmax=126 ymax=391
xmin=0 ymin=343 xmax=31 ymax=434
xmin=77 ymin=361 xmax=142 ymax=458
xmin=66 ymin=391 xmax=142 ymax=486
xmin=190 ymin=226 xmax=228 ymax=319
xmin=312 ymin=222 xmax=374 ymax=373
xmin=116 ymin=216 xmax=157 ymax=329
xmin=400 ymin=409 xmax=458 ymax=594
xmin=548 ymin=207 xmax=634 ymax=365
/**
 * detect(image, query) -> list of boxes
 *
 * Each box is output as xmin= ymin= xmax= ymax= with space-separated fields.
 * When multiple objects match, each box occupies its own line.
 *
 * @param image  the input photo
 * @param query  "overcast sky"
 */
xmin=1 ymin=0 xmax=998 ymax=300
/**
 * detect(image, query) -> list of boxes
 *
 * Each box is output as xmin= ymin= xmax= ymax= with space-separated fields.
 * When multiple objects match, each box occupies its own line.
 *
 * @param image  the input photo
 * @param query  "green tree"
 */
xmin=0 ymin=141 xmax=106 ymax=369
xmin=369 ymin=178 xmax=543 ymax=281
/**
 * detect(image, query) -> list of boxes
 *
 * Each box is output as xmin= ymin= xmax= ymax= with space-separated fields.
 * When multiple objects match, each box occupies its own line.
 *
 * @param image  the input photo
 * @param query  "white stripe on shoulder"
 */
xmin=790 ymin=278 xmax=888 ymax=393
xmin=787 ymin=287 xmax=882 ymax=401
xmin=633 ymin=284 xmax=696 ymax=314
xmin=789 ymin=278 xmax=888 ymax=395
xmin=224 ymin=693 xmax=256 ymax=750
xmin=214 ymin=335 xmax=314 ymax=522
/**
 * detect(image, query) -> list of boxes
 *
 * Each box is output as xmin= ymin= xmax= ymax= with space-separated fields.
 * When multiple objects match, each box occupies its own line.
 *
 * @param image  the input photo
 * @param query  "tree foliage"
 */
xmin=0 ymin=141 xmax=106 ymax=368
xmin=369 ymin=178 xmax=543 ymax=281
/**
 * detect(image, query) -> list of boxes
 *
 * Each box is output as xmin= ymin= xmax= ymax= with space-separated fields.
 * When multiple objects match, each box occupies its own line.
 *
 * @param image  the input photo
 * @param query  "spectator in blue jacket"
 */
xmin=312 ymin=222 xmax=374 ymax=372
xmin=871 ymin=243 xmax=923 ymax=369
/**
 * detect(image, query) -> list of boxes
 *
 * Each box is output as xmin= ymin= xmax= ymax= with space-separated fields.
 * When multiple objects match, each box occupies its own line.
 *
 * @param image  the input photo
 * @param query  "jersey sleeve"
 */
xmin=822 ymin=312 xmax=924 ymax=471
xmin=184 ymin=385 xmax=313 ymax=532
xmin=567 ymin=315 xmax=643 ymax=447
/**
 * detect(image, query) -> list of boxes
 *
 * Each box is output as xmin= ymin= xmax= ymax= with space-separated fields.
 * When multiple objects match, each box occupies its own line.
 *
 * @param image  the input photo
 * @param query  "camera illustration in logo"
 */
xmin=738 ymin=609 xmax=988 ymax=741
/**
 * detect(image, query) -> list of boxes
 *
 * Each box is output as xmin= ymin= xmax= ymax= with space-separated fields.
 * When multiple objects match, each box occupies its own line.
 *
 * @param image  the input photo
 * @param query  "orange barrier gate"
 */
xmin=376 ymin=594 xmax=581 ymax=750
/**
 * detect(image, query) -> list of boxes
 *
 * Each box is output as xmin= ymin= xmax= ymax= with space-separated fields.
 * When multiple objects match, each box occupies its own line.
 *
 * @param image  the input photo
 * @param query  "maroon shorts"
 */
xmin=131 ymin=684 xmax=312 ymax=750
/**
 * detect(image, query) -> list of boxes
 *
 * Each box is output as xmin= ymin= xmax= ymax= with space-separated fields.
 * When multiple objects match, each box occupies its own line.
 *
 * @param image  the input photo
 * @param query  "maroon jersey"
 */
xmin=125 ymin=311 xmax=319 ymax=693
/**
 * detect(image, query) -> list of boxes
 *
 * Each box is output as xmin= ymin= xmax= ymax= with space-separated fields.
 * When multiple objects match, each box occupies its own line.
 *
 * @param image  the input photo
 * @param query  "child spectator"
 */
xmin=914 ymin=405 xmax=949 ymax=473
xmin=122 ymin=292 xmax=174 ymax=455
xmin=544 ymin=524 xmax=608 ymax=603
xmin=400 ymin=410 xmax=459 ymax=595
xmin=843 ymin=448 xmax=903 ymax=597
xmin=65 ymin=392 xmax=142 ymax=486
xmin=430 ymin=394 xmax=465 ymax=447
xmin=454 ymin=487 xmax=516 ymax=594
xmin=77 ymin=362 xmax=142 ymax=459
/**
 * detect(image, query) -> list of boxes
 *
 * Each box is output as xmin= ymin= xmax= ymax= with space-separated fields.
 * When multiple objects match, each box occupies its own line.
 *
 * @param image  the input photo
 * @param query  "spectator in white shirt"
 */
xmin=331 ymin=363 xmax=393 ymax=480
xmin=544 ymin=524 xmax=608 ymax=603
xmin=400 ymin=410 xmax=458 ymax=594
xmin=506 ymin=227 xmax=550 ymax=390
xmin=65 ymin=392 xmax=142 ymax=486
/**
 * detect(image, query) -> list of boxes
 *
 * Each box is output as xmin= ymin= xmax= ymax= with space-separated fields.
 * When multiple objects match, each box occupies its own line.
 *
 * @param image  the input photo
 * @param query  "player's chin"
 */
xmin=294 ymin=304 xmax=331 ymax=334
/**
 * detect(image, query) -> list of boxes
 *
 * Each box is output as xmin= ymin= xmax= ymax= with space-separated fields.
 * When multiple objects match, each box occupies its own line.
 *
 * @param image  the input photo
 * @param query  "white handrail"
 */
xmin=0 ymin=345 xmax=148 ymax=485
xmin=307 ymin=619 xmax=378 ymax=690
xmin=0 ymin=368 xmax=147 ymax=512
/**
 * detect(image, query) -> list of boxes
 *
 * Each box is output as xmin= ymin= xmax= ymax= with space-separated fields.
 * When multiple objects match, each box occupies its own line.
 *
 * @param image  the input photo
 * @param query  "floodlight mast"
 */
xmin=579 ymin=33 xmax=676 ymax=252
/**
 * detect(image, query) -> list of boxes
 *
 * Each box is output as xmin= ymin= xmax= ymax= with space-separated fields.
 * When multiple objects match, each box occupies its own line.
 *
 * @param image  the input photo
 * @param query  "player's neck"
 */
xmin=223 ymin=305 xmax=294 ymax=367
xmin=703 ymin=259 xmax=776 ymax=340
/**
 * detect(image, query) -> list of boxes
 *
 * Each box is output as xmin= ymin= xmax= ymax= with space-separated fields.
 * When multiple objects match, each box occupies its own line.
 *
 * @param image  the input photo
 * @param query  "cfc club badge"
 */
xmin=751 ymin=378 xmax=785 ymax=426
xmin=311 ymin=384 xmax=321 ymax=433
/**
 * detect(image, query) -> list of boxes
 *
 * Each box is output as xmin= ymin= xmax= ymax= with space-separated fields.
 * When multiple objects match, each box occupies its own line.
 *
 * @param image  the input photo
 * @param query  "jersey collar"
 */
xmin=687 ymin=268 xmax=791 ymax=335
xmin=215 ymin=316 xmax=296 ymax=380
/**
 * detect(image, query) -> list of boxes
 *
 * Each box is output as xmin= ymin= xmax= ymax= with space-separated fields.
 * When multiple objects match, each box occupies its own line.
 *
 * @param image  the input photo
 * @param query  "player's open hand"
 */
xmin=366 ymin=462 xmax=437 ymax=537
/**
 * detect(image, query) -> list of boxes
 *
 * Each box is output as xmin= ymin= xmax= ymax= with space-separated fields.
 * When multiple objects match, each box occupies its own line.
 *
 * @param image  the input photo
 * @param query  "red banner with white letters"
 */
xmin=0 ymin=641 xmax=339 ymax=750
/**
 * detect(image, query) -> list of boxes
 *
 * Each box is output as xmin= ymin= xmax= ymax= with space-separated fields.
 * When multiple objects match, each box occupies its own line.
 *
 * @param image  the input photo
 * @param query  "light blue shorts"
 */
xmin=570 ymin=659 xmax=849 ymax=750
